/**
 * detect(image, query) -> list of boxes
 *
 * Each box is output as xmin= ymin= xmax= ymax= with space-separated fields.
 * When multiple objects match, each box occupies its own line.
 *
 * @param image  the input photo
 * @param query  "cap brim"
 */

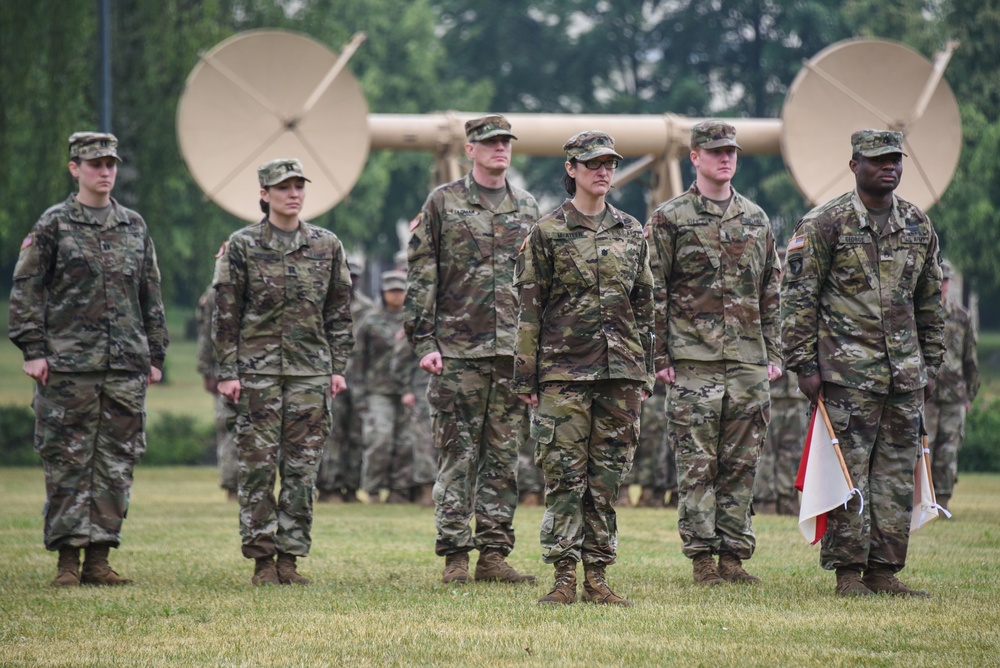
xmin=81 ymin=150 xmax=123 ymax=162
xmin=699 ymin=139 xmax=742 ymax=150
xmin=575 ymin=148 xmax=624 ymax=162
xmin=264 ymin=173 xmax=312 ymax=187
xmin=860 ymin=147 xmax=907 ymax=158
xmin=473 ymin=130 xmax=517 ymax=141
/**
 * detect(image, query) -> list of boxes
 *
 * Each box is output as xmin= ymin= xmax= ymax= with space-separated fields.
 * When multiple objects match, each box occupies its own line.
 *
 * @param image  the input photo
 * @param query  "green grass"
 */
xmin=1 ymin=467 xmax=998 ymax=667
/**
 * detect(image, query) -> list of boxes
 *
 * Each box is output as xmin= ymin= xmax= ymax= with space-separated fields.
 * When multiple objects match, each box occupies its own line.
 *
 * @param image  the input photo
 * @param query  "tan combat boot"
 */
xmin=80 ymin=544 xmax=131 ymax=586
xmin=252 ymin=556 xmax=279 ymax=586
xmin=276 ymin=553 xmax=310 ymax=585
xmin=51 ymin=547 xmax=81 ymax=587
xmin=442 ymin=552 xmax=470 ymax=584
xmin=863 ymin=568 xmax=931 ymax=598
xmin=692 ymin=553 xmax=724 ymax=586
xmin=835 ymin=568 xmax=875 ymax=597
xmin=538 ymin=559 xmax=577 ymax=605
xmin=718 ymin=553 xmax=761 ymax=584
xmin=665 ymin=492 xmax=679 ymax=508
xmin=581 ymin=564 xmax=632 ymax=606
xmin=474 ymin=549 xmax=536 ymax=583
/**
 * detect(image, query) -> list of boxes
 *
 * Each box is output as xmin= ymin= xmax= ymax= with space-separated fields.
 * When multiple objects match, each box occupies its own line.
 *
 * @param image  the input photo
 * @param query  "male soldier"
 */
xmin=405 ymin=113 xmax=539 ymax=583
xmin=782 ymin=129 xmax=944 ymax=598
xmin=317 ymin=260 xmax=373 ymax=502
xmin=195 ymin=285 xmax=238 ymax=501
xmin=9 ymin=131 xmax=168 ymax=586
xmin=924 ymin=260 xmax=978 ymax=511
xmin=647 ymin=120 xmax=781 ymax=586
xmin=753 ymin=367 xmax=809 ymax=515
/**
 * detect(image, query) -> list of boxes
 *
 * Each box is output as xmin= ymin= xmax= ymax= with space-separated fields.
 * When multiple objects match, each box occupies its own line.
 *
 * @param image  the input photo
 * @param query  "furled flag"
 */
xmin=911 ymin=436 xmax=952 ymax=532
xmin=795 ymin=400 xmax=863 ymax=544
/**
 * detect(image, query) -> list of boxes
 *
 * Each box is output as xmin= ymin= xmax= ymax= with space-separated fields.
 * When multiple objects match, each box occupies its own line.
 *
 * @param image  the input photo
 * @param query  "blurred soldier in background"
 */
xmin=923 ymin=260 xmax=979 ymax=511
xmin=753 ymin=367 xmax=809 ymax=516
xmin=196 ymin=285 xmax=238 ymax=501
xmin=623 ymin=379 xmax=670 ymax=508
xmin=317 ymin=260 xmax=373 ymax=503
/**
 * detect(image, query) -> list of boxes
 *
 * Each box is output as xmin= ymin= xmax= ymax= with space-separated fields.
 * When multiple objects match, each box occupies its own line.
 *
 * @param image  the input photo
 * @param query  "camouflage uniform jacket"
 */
xmin=8 ymin=194 xmax=168 ymax=373
xmin=345 ymin=291 xmax=376 ymax=390
xmin=195 ymin=286 xmax=216 ymax=378
xmin=212 ymin=219 xmax=353 ymax=379
xmin=405 ymin=172 xmax=539 ymax=360
xmin=931 ymin=298 xmax=979 ymax=404
xmin=355 ymin=306 xmax=405 ymax=396
xmin=512 ymin=201 xmax=655 ymax=394
xmin=647 ymin=183 xmax=780 ymax=369
xmin=781 ymin=189 xmax=944 ymax=393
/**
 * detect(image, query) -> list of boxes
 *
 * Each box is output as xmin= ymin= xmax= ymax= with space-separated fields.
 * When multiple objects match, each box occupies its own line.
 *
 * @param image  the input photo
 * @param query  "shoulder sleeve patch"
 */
xmin=215 ymin=241 xmax=227 ymax=258
xmin=408 ymin=213 xmax=422 ymax=233
xmin=20 ymin=233 xmax=34 ymax=251
xmin=787 ymin=235 xmax=805 ymax=251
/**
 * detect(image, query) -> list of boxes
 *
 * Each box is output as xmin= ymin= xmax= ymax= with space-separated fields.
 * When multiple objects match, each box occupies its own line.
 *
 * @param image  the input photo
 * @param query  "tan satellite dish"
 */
xmin=176 ymin=29 xmax=369 ymax=222
xmin=781 ymin=38 xmax=961 ymax=211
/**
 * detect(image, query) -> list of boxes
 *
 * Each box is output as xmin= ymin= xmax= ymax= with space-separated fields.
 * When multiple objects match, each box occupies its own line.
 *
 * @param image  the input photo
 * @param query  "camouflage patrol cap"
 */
xmin=690 ymin=120 xmax=741 ymax=151
xmin=851 ymin=129 xmax=907 ymax=158
xmin=940 ymin=259 xmax=953 ymax=279
xmin=380 ymin=269 xmax=407 ymax=291
xmin=257 ymin=158 xmax=311 ymax=187
xmin=347 ymin=259 xmax=363 ymax=277
xmin=563 ymin=131 xmax=623 ymax=162
xmin=68 ymin=132 xmax=122 ymax=162
xmin=465 ymin=114 xmax=517 ymax=142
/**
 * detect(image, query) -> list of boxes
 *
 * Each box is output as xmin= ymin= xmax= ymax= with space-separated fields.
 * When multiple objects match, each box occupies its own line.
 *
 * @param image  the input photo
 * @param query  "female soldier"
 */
xmin=513 ymin=131 xmax=655 ymax=606
xmin=213 ymin=159 xmax=353 ymax=585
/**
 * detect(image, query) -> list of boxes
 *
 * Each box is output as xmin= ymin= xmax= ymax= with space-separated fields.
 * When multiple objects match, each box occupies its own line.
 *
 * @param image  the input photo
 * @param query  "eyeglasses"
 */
xmin=581 ymin=158 xmax=619 ymax=170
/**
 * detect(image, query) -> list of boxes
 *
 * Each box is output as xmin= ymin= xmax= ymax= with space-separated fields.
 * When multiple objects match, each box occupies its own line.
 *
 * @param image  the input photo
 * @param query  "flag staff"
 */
xmin=816 ymin=398 xmax=854 ymax=489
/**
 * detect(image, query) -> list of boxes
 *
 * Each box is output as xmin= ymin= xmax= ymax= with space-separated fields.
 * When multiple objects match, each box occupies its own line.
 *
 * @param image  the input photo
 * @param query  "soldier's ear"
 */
xmin=849 ymin=159 xmax=859 ymax=175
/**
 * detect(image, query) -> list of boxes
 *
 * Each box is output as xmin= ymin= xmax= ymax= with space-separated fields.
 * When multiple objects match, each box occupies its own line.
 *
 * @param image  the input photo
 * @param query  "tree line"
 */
xmin=1 ymin=0 xmax=998 ymax=320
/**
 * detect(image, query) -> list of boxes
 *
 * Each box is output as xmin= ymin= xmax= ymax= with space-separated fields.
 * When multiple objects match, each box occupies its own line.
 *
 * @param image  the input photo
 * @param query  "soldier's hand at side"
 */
xmin=924 ymin=378 xmax=936 ymax=401
xmin=23 ymin=358 xmax=49 ymax=386
xmin=218 ymin=379 xmax=241 ymax=403
xmin=517 ymin=393 xmax=538 ymax=408
xmin=655 ymin=366 xmax=675 ymax=385
xmin=148 ymin=367 xmax=163 ymax=385
xmin=402 ymin=392 xmax=416 ymax=408
xmin=767 ymin=364 xmax=783 ymax=382
xmin=420 ymin=351 xmax=443 ymax=375
xmin=330 ymin=374 xmax=347 ymax=397
xmin=797 ymin=373 xmax=822 ymax=405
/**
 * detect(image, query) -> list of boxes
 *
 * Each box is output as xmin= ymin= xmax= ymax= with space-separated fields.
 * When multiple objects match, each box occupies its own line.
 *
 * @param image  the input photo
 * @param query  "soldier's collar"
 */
xmin=261 ymin=219 xmax=308 ymax=250
xmin=66 ymin=194 xmax=129 ymax=227
xmin=851 ymin=189 xmax=903 ymax=234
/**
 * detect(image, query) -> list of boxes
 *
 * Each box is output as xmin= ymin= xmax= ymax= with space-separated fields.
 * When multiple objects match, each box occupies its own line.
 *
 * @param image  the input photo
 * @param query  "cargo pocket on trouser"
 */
xmin=530 ymin=413 xmax=556 ymax=472
xmin=32 ymin=393 xmax=67 ymax=462
xmin=427 ymin=372 xmax=458 ymax=452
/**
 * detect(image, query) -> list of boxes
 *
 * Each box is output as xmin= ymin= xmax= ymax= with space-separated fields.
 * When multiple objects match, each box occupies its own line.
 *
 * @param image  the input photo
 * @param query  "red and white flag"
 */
xmin=911 ymin=438 xmax=952 ymax=532
xmin=795 ymin=401 xmax=863 ymax=544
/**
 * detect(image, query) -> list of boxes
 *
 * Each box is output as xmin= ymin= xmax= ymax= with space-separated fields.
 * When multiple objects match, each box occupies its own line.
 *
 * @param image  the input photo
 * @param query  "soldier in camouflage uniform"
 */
xmin=9 ymin=132 xmax=168 ymax=587
xmin=924 ymin=260 xmax=978 ymax=511
xmin=753 ymin=367 xmax=809 ymax=515
xmin=781 ymin=130 xmax=944 ymax=598
xmin=405 ymin=114 xmax=538 ymax=584
xmin=358 ymin=270 xmax=412 ymax=503
xmin=393 ymin=320 xmax=437 ymax=506
xmin=317 ymin=261 xmax=373 ymax=503
xmin=647 ymin=120 xmax=782 ymax=586
xmin=195 ymin=285 xmax=239 ymax=500
xmin=514 ymin=131 xmax=655 ymax=606
xmin=213 ymin=159 xmax=353 ymax=586
xmin=625 ymin=379 xmax=670 ymax=508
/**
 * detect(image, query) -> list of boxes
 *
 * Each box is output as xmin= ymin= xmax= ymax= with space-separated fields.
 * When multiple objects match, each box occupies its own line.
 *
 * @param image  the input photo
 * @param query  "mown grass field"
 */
xmin=1 ymin=467 xmax=998 ymax=666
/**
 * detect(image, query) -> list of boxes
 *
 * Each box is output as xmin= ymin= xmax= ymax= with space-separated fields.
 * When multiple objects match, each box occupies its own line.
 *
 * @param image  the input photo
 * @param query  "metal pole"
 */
xmin=99 ymin=0 xmax=112 ymax=131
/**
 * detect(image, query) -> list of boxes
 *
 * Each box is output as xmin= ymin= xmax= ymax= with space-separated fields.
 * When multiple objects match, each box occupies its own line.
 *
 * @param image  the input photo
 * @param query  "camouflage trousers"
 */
xmin=923 ymin=400 xmax=966 ymax=500
xmin=820 ymin=383 xmax=922 ymax=573
xmin=518 ymin=435 xmax=544 ymax=495
xmin=402 ymin=380 xmax=437 ymax=486
xmin=624 ymin=390 xmax=670 ymax=489
xmin=33 ymin=371 xmax=148 ymax=551
xmin=667 ymin=361 xmax=769 ymax=560
xmin=428 ymin=356 xmax=528 ymax=556
xmin=230 ymin=374 xmax=330 ymax=559
xmin=361 ymin=393 xmax=413 ymax=494
xmin=214 ymin=393 xmax=238 ymax=492
xmin=534 ymin=380 xmax=642 ymax=565
xmin=316 ymin=388 xmax=364 ymax=494
xmin=754 ymin=397 xmax=808 ymax=504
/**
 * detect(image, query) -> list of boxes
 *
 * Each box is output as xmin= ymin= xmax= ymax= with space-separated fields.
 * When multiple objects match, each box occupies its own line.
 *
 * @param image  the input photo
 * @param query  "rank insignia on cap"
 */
xmin=215 ymin=241 xmax=227 ymax=258
xmin=20 ymin=233 xmax=34 ymax=251
xmin=408 ymin=214 xmax=421 ymax=233
xmin=787 ymin=235 xmax=805 ymax=251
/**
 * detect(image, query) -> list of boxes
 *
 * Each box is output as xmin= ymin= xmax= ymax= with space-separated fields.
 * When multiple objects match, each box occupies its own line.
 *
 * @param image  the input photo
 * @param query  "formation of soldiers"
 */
xmin=8 ymin=120 xmax=978 ymax=601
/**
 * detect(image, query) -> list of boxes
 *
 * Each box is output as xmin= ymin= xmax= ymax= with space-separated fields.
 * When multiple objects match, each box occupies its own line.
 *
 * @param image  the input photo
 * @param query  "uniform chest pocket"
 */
xmin=831 ymin=244 xmax=874 ymax=296
xmin=553 ymin=237 xmax=596 ymax=289
xmin=249 ymin=253 xmax=285 ymax=309
xmin=598 ymin=234 xmax=639 ymax=287
xmin=442 ymin=215 xmax=492 ymax=260
xmin=103 ymin=230 xmax=145 ymax=282
xmin=57 ymin=230 xmax=98 ymax=279
xmin=299 ymin=253 xmax=332 ymax=303
xmin=678 ymin=223 xmax=720 ymax=270
xmin=892 ymin=236 xmax=928 ymax=293
xmin=733 ymin=224 xmax=765 ymax=271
